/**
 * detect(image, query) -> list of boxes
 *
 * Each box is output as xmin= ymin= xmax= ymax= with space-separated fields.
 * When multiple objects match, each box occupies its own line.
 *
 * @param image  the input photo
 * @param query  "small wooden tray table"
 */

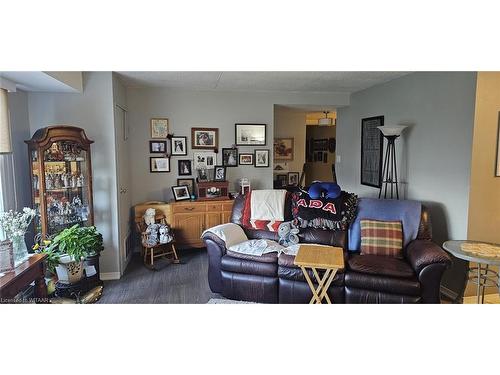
xmin=294 ymin=245 xmax=345 ymax=304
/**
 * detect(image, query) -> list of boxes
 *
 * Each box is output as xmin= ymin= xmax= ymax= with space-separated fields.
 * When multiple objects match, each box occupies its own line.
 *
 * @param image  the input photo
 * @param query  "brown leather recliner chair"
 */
xmin=201 ymin=195 xmax=451 ymax=303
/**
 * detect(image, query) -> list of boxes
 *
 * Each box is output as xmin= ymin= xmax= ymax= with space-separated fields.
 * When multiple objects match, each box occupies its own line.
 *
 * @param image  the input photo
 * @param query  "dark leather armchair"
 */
xmin=202 ymin=195 xmax=451 ymax=303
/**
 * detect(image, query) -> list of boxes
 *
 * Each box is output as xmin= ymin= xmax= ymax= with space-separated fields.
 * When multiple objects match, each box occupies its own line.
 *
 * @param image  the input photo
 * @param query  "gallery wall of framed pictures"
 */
xmin=146 ymin=118 xmax=272 ymax=199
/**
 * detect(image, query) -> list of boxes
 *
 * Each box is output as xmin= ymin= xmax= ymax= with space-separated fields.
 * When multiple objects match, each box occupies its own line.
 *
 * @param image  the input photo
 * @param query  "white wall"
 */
xmin=336 ymin=72 xmax=477 ymax=243
xmin=126 ymin=87 xmax=349 ymax=205
xmin=27 ymin=72 xmax=120 ymax=276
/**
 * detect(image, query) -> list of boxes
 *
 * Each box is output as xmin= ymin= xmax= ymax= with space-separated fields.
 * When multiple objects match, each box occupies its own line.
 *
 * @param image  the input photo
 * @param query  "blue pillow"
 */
xmin=308 ymin=182 xmax=341 ymax=199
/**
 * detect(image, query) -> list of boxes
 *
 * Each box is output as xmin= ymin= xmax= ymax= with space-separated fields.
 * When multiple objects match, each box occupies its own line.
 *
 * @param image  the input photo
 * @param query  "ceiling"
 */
xmin=117 ymin=71 xmax=409 ymax=94
xmin=0 ymin=72 xmax=80 ymax=93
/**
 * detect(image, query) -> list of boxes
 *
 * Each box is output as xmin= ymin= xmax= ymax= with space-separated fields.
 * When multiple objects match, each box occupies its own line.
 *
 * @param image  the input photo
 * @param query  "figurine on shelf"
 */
xmin=71 ymin=173 xmax=78 ymax=188
xmin=54 ymin=174 xmax=62 ymax=189
xmin=46 ymin=174 xmax=53 ymax=190
xmin=62 ymin=173 xmax=70 ymax=188
xmin=48 ymin=142 xmax=64 ymax=161
xmin=77 ymin=173 xmax=84 ymax=187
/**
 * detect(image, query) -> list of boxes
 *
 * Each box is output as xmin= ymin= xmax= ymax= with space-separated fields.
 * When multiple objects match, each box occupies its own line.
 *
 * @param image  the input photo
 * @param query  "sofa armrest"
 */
xmin=406 ymin=240 xmax=451 ymax=275
xmin=201 ymin=232 xmax=231 ymax=294
xmin=201 ymin=232 xmax=229 ymax=256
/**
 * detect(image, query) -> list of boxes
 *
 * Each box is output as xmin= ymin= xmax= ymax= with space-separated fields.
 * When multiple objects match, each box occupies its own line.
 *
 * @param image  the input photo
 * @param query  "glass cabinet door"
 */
xmin=43 ymin=140 xmax=92 ymax=236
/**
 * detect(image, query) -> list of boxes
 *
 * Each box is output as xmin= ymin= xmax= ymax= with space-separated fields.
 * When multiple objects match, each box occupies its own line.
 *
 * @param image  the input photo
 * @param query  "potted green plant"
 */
xmin=43 ymin=225 xmax=104 ymax=284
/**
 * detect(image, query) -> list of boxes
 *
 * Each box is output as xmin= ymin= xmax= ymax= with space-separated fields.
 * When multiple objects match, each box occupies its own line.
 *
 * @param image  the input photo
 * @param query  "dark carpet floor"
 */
xmin=98 ymin=248 xmax=220 ymax=304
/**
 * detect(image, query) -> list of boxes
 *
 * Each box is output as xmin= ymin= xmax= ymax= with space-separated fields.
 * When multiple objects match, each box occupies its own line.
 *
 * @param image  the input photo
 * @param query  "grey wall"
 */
xmin=27 ymin=72 xmax=120 ymax=276
xmin=336 ymin=72 xmax=477 ymax=243
xmin=126 ymin=87 xmax=349 ymax=205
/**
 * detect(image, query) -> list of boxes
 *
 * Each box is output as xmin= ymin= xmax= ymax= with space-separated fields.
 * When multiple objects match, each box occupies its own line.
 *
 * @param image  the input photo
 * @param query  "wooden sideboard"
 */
xmin=134 ymin=199 xmax=233 ymax=249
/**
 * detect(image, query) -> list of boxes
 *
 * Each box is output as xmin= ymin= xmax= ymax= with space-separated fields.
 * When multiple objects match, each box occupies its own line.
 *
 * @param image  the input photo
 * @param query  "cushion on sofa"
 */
xmin=348 ymin=254 xmax=415 ymax=279
xmin=360 ymin=219 xmax=403 ymax=258
xmin=344 ymin=272 xmax=420 ymax=296
xmin=221 ymin=255 xmax=278 ymax=277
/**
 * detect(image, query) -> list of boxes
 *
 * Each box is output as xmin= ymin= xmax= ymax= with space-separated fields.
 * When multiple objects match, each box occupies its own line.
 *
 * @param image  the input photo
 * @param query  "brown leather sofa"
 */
xmin=202 ymin=195 xmax=451 ymax=303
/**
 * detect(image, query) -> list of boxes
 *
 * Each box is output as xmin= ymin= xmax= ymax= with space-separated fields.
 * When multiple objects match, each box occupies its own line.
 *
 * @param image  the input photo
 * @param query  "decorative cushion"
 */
xmin=360 ymin=219 xmax=403 ymax=258
xmin=348 ymin=254 xmax=415 ymax=279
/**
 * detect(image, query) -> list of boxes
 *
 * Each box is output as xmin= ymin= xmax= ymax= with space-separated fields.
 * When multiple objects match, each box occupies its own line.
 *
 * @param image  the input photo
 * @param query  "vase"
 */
xmin=12 ymin=234 xmax=29 ymax=266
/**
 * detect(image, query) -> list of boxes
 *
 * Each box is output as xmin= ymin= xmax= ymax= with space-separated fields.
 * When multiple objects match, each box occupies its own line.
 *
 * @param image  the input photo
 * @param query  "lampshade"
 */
xmin=377 ymin=125 xmax=407 ymax=137
xmin=0 ymin=88 xmax=12 ymax=154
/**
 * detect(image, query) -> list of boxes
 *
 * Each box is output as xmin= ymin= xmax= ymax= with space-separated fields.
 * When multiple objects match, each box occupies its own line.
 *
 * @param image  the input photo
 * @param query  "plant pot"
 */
xmin=55 ymin=255 xmax=84 ymax=284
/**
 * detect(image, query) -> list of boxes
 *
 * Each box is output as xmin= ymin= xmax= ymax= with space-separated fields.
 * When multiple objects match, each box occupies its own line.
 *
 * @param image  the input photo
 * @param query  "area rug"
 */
xmin=207 ymin=298 xmax=256 ymax=304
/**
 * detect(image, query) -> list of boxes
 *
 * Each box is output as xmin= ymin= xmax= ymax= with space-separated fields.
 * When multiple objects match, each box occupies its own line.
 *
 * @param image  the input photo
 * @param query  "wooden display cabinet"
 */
xmin=25 ymin=126 xmax=94 ymax=239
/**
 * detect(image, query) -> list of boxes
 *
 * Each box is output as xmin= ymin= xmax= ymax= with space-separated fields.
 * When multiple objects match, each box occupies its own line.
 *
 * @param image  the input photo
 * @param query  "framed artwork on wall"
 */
xmin=313 ymin=138 xmax=328 ymax=151
xmin=361 ymin=115 xmax=384 ymax=188
xmin=149 ymin=140 xmax=167 ymax=154
xmin=273 ymin=138 xmax=294 ymax=161
xmin=222 ymin=148 xmax=238 ymax=167
xmin=287 ymin=172 xmax=299 ymax=186
xmin=151 ymin=118 xmax=169 ymax=139
xmin=276 ymin=174 xmax=287 ymax=187
xmin=193 ymin=151 xmax=216 ymax=170
xmin=254 ymin=149 xmax=269 ymax=167
xmin=171 ymin=136 xmax=187 ymax=156
xmin=178 ymin=160 xmax=192 ymax=176
xmin=191 ymin=127 xmax=218 ymax=149
xmin=239 ymin=153 xmax=254 ymax=165
xmin=213 ymin=166 xmax=226 ymax=182
xmin=177 ymin=178 xmax=195 ymax=195
xmin=150 ymin=157 xmax=170 ymax=173
xmin=235 ymin=123 xmax=266 ymax=146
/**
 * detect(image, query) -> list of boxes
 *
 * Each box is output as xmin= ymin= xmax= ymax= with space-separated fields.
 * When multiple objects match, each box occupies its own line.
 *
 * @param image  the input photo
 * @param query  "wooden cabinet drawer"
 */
xmin=207 ymin=203 xmax=222 ymax=211
xmin=172 ymin=203 xmax=206 ymax=214
xmin=222 ymin=202 xmax=233 ymax=211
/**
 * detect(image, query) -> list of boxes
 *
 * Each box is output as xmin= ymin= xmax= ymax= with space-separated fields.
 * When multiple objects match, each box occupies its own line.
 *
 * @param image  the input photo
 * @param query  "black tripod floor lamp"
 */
xmin=377 ymin=125 xmax=407 ymax=199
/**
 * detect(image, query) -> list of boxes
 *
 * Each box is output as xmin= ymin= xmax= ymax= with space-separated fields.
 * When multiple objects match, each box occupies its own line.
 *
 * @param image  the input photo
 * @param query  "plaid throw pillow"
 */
xmin=360 ymin=219 xmax=403 ymax=258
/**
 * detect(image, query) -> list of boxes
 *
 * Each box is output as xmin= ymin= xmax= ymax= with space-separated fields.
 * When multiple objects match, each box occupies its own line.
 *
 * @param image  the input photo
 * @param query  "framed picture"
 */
xmin=193 ymin=151 xmax=216 ymax=170
xmin=274 ymin=138 xmax=294 ymax=161
xmin=361 ymin=115 xmax=384 ymax=188
xmin=149 ymin=140 xmax=167 ymax=154
xmin=172 ymin=185 xmax=191 ymax=201
xmin=239 ymin=153 xmax=254 ymax=165
xmin=254 ymin=149 xmax=269 ymax=168
xmin=178 ymin=160 xmax=192 ymax=176
xmin=151 ymin=118 xmax=169 ymax=139
xmin=171 ymin=136 xmax=187 ymax=156
xmin=191 ymin=127 xmax=218 ymax=149
xmin=317 ymin=152 xmax=323 ymax=162
xmin=328 ymin=137 xmax=336 ymax=153
xmin=197 ymin=168 xmax=209 ymax=182
xmin=276 ymin=174 xmax=287 ymax=187
xmin=313 ymin=138 xmax=328 ymax=151
xmin=235 ymin=123 xmax=266 ymax=146
xmin=222 ymin=148 xmax=238 ymax=167
xmin=323 ymin=152 xmax=328 ymax=163
xmin=177 ymin=178 xmax=195 ymax=195
xmin=288 ymin=172 xmax=299 ymax=186
xmin=150 ymin=157 xmax=170 ymax=173
xmin=213 ymin=165 xmax=226 ymax=181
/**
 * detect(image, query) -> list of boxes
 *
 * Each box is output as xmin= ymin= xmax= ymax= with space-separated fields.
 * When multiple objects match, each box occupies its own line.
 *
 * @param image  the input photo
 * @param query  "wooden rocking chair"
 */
xmin=135 ymin=214 xmax=179 ymax=270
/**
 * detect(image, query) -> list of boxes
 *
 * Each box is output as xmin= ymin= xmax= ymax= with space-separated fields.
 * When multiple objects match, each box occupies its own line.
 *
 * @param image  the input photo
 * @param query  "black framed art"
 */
xmin=178 ymin=159 xmax=192 ymax=176
xmin=361 ymin=115 xmax=384 ymax=188
xmin=222 ymin=148 xmax=238 ymax=167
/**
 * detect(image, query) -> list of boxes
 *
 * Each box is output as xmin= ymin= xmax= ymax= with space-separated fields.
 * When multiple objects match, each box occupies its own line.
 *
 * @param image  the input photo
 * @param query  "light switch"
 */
xmin=336 ymin=155 xmax=341 ymax=163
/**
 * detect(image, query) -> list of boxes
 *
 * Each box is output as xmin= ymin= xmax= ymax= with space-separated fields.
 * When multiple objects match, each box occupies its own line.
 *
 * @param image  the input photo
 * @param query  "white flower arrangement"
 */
xmin=0 ymin=207 xmax=36 ymax=239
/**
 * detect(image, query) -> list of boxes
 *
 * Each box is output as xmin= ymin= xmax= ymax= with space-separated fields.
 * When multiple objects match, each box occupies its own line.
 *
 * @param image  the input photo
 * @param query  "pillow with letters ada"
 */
xmin=360 ymin=219 xmax=403 ymax=258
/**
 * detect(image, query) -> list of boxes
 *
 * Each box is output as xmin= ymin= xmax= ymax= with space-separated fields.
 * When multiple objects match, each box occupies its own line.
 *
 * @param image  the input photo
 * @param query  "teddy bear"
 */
xmin=278 ymin=221 xmax=300 ymax=247
xmin=159 ymin=224 xmax=173 ymax=244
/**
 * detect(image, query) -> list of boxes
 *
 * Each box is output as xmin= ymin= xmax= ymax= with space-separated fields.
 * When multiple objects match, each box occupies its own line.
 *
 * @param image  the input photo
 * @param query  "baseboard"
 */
xmin=100 ymin=272 xmax=121 ymax=281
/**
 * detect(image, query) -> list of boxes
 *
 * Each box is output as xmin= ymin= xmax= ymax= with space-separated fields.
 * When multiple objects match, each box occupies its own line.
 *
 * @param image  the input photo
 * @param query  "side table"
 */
xmin=0 ymin=253 xmax=48 ymax=303
xmin=443 ymin=240 xmax=500 ymax=304
xmin=294 ymin=245 xmax=345 ymax=304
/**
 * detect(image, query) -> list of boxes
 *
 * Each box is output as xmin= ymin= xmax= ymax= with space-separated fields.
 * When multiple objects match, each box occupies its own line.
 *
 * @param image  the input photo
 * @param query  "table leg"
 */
xmin=476 ymin=263 xmax=481 ymax=304
xmin=318 ymin=269 xmax=337 ymax=303
xmin=312 ymin=268 xmax=332 ymax=304
xmin=301 ymin=266 xmax=322 ymax=304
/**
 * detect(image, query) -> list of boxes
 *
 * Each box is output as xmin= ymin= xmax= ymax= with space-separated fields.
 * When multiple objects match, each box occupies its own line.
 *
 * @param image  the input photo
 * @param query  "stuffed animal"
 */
xmin=145 ymin=223 xmax=160 ymax=246
xmin=143 ymin=208 xmax=156 ymax=226
xmin=278 ymin=221 xmax=300 ymax=247
xmin=159 ymin=224 xmax=173 ymax=244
